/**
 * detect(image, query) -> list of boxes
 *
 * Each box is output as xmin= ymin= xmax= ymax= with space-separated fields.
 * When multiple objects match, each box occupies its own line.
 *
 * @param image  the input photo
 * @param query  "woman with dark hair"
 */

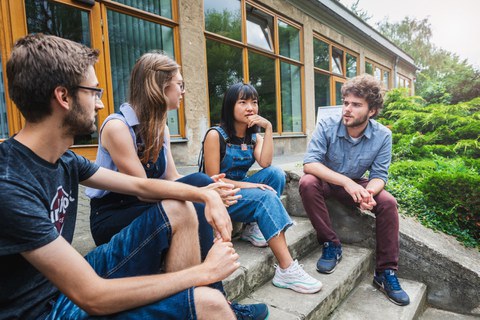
xmin=200 ymin=83 xmax=322 ymax=294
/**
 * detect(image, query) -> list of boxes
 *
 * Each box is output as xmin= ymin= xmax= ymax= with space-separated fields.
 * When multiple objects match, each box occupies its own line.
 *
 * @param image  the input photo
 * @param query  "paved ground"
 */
xmin=72 ymin=154 xmax=304 ymax=255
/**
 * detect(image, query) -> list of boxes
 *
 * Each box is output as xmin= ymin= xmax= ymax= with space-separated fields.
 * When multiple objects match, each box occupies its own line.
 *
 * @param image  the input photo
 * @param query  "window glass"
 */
xmin=365 ymin=61 xmax=373 ymax=75
xmin=313 ymin=38 xmax=329 ymax=70
xmin=107 ymin=10 xmax=178 ymax=134
xmin=0 ymin=54 xmax=8 ymax=139
xmin=314 ymin=72 xmax=330 ymax=107
xmin=26 ymin=0 xmax=90 ymax=46
xmin=331 ymin=47 xmax=344 ymax=75
xmin=204 ymin=0 xmax=241 ymax=41
xmin=112 ymin=0 xmax=172 ymax=19
xmin=374 ymin=67 xmax=381 ymax=81
xmin=280 ymin=62 xmax=302 ymax=132
xmin=26 ymin=0 xmax=94 ymax=144
xmin=206 ymin=40 xmax=243 ymax=125
xmin=346 ymin=53 xmax=357 ymax=78
xmin=249 ymin=52 xmax=277 ymax=131
xmin=335 ymin=81 xmax=343 ymax=105
xmin=278 ymin=20 xmax=300 ymax=61
xmin=246 ymin=5 xmax=274 ymax=52
xmin=383 ymin=70 xmax=390 ymax=89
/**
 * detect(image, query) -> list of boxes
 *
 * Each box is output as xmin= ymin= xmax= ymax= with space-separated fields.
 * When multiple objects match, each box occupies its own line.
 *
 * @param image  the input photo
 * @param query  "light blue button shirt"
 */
xmin=303 ymin=115 xmax=392 ymax=184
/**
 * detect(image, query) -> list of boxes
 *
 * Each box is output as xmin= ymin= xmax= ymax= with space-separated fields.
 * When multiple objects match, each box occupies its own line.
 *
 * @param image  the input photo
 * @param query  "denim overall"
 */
xmin=211 ymin=126 xmax=293 ymax=242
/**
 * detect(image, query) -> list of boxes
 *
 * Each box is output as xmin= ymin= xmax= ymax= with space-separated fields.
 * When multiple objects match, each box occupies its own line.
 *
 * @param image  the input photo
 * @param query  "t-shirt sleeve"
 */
xmin=74 ymin=153 xmax=100 ymax=182
xmin=0 ymin=180 xmax=59 ymax=255
xmin=303 ymin=121 xmax=328 ymax=164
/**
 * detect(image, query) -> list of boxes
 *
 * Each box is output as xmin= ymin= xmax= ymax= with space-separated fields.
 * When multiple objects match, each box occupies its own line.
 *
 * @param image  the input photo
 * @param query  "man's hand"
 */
xmin=208 ymin=175 xmax=242 ymax=207
xmin=344 ymin=180 xmax=371 ymax=204
xmin=200 ymin=239 xmax=240 ymax=284
xmin=202 ymin=188 xmax=233 ymax=241
xmin=359 ymin=189 xmax=377 ymax=210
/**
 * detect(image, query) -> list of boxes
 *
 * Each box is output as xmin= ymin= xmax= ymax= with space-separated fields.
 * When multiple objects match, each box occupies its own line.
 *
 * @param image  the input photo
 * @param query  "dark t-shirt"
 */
xmin=0 ymin=138 xmax=99 ymax=319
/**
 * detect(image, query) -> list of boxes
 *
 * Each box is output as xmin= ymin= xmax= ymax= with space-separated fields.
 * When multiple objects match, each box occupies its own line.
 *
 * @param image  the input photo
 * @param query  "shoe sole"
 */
xmin=372 ymin=279 xmax=410 ymax=306
xmin=316 ymin=255 xmax=342 ymax=274
xmin=272 ymin=280 xmax=323 ymax=294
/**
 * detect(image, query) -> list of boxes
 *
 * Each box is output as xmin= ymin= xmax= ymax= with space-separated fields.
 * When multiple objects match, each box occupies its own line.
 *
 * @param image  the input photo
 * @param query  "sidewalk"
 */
xmin=72 ymin=154 xmax=305 ymax=255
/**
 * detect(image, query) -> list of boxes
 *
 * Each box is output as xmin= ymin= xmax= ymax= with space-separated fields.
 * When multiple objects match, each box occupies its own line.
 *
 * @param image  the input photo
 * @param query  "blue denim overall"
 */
xmin=213 ymin=126 xmax=293 ymax=242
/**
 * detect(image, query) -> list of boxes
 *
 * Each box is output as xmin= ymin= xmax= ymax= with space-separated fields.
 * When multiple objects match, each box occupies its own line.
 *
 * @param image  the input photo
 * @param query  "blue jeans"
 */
xmin=47 ymin=203 xmax=196 ymax=319
xmin=228 ymin=166 xmax=293 ymax=241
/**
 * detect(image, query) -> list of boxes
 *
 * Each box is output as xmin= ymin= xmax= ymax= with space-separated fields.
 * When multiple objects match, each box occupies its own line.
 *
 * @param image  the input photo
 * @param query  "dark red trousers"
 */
xmin=299 ymin=174 xmax=399 ymax=272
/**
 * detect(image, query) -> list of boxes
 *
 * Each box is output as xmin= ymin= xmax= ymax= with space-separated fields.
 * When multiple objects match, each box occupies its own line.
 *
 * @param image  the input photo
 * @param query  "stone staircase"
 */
xmin=73 ymin=166 xmax=480 ymax=319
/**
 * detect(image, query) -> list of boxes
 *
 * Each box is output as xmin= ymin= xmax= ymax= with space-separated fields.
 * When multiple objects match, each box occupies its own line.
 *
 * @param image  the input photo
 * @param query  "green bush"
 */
xmin=419 ymin=173 xmax=480 ymax=241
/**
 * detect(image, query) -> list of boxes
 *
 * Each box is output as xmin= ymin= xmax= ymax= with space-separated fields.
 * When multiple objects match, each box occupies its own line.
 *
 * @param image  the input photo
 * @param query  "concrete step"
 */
xmin=224 ymin=216 xmax=318 ymax=300
xmin=420 ymin=307 xmax=480 ymax=320
xmin=329 ymin=274 xmax=427 ymax=320
xmin=238 ymin=245 xmax=373 ymax=319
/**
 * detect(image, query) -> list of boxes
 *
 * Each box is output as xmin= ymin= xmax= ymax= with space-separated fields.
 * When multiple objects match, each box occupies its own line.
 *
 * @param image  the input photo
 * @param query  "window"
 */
xmin=313 ymin=35 xmax=358 ymax=108
xmin=365 ymin=59 xmax=390 ymax=89
xmin=205 ymin=1 xmax=304 ymax=134
xmin=397 ymin=73 xmax=412 ymax=94
xmin=112 ymin=0 xmax=172 ymax=19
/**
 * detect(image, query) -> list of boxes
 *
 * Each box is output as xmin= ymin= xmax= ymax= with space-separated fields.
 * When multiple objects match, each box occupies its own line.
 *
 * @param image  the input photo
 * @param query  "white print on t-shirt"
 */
xmin=50 ymin=186 xmax=75 ymax=234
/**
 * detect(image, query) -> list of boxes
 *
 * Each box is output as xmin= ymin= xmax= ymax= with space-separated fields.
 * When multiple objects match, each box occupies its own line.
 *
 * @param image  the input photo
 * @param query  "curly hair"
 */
xmin=341 ymin=74 xmax=385 ymax=117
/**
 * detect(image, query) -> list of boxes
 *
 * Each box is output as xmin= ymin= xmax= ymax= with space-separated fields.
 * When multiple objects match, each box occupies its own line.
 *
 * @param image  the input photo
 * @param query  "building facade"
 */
xmin=0 ymin=0 xmax=416 ymax=164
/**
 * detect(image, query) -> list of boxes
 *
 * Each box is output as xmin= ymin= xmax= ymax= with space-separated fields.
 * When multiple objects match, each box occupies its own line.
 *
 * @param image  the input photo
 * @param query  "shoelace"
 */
xmin=384 ymin=271 xmax=402 ymax=291
xmin=322 ymin=243 xmax=337 ymax=260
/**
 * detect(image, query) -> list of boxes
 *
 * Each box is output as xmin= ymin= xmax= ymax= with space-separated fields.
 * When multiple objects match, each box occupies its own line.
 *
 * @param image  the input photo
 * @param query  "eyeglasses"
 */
xmin=75 ymin=85 xmax=104 ymax=99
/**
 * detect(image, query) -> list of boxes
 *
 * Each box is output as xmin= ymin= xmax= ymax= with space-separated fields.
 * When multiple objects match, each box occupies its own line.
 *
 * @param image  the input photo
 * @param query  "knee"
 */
xmin=299 ymin=174 xmax=320 ymax=194
xmin=181 ymin=172 xmax=214 ymax=187
xmin=194 ymin=287 xmax=233 ymax=319
xmin=163 ymin=200 xmax=198 ymax=231
xmin=375 ymin=191 xmax=398 ymax=216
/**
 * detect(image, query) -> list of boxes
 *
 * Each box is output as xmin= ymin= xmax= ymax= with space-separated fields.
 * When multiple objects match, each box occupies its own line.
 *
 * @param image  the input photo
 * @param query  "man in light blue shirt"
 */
xmin=299 ymin=74 xmax=410 ymax=306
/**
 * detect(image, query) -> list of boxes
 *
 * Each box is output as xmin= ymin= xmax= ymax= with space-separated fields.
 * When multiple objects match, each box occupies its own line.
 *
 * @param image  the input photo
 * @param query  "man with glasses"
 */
xmin=0 ymin=33 xmax=268 ymax=319
xmin=299 ymin=74 xmax=410 ymax=306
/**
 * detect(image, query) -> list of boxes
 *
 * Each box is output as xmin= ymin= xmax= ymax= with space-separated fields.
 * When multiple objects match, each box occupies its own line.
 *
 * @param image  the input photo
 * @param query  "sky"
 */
xmin=340 ymin=0 xmax=480 ymax=68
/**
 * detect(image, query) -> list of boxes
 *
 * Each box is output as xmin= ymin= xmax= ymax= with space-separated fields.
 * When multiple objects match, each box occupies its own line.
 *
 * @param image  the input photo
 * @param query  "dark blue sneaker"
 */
xmin=373 ymin=269 xmax=410 ymax=306
xmin=316 ymin=241 xmax=342 ymax=274
xmin=230 ymin=301 xmax=269 ymax=320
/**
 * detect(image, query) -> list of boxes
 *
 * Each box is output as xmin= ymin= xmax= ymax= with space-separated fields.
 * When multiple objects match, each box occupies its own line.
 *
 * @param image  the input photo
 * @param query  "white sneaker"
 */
xmin=240 ymin=223 xmax=268 ymax=247
xmin=272 ymin=260 xmax=323 ymax=294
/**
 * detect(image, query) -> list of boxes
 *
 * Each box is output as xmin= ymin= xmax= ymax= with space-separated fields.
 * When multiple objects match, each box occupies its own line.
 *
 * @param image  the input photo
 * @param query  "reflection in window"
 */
xmin=314 ymin=73 xmax=330 ymax=107
xmin=107 ymin=10 xmax=178 ymax=134
xmin=26 ymin=0 xmax=94 ymax=144
xmin=278 ymin=20 xmax=300 ymax=61
xmin=206 ymin=40 xmax=243 ymax=125
xmin=346 ymin=53 xmax=357 ymax=78
xmin=313 ymin=38 xmax=329 ymax=70
xmin=332 ymin=47 xmax=344 ymax=75
xmin=0 ymin=54 xmax=8 ymax=139
xmin=280 ymin=62 xmax=302 ymax=132
xmin=365 ymin=61 xmax=373 ymax=75
xmin=383 ymin=71 xmax=390 ymax=89
xmin=246 ymin=5 xmax=274 ymax=52
xmin=374 ymin=67 xmax=381 ymax=81
xmin=335 ymin=81 xmax=343 ymax=105
xmin=26 ymin=0 xmax=90 ymax=46
xmin=249 ymin=52 xmax=277 ymax=131
xmin=112 ymin=0 xmax=172 ymax=19
xmin=204 ymin=0 xmax=241 ymax=41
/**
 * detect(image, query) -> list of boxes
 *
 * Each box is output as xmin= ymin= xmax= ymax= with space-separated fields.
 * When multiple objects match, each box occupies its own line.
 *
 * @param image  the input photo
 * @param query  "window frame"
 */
xmin=364 ymin=58 xmax=391 ymax=89
xmin=204 ymin=0 xmax=305 ymax=135
xmin=1 ymin=0 xmax=184 ymax=159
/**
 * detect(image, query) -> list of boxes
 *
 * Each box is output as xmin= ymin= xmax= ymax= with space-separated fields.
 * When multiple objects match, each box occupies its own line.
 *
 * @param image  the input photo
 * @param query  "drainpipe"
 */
xmin=393 ymin=56 xmax=399 ymax=88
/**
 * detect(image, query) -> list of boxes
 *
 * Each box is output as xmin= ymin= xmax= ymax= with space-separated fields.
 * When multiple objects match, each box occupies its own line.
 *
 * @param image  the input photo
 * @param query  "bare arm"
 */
xmin=82 ymin=167 xmax=233 ymax=241
xmin=162 ymin=126 xmax=183 ymax=181
xmin=22 ymin=236 xmax=239 ymax=315
xmin=304 ymin=162 xmax=371 ymax=204
xmin=249 ymin=115 xmax=273 ymax=168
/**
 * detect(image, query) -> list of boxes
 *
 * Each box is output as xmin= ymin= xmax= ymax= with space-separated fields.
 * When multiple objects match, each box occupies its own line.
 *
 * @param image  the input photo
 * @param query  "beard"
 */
xmin=343 ymin=112 xmax=370 ymax=128
xmin=62 ymin=96 xmax=97 ymax=137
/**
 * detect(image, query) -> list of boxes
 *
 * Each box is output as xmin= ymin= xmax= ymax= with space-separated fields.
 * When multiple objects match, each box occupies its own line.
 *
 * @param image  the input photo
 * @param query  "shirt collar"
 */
xmin=119 ymin=103 xmax=140 ymax=127
xmin=337 ymin=119 xmax=373 ymax=140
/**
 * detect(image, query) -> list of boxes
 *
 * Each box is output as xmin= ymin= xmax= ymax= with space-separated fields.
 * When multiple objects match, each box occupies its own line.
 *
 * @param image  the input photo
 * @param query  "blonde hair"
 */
xmin=128 ymin=52 xmax=179 ymax=164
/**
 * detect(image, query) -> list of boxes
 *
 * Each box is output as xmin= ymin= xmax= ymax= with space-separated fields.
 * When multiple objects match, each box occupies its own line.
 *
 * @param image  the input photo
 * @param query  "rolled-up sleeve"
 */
xmin=369 ymin=133 xmax=392 ymax=184
xmin=304 ymin=122 xmax=328 ymax=164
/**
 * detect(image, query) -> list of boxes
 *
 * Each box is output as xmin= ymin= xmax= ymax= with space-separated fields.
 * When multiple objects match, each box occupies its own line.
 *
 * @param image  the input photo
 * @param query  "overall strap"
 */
xmin=198 ymin=126 xmax=229 ymax=172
